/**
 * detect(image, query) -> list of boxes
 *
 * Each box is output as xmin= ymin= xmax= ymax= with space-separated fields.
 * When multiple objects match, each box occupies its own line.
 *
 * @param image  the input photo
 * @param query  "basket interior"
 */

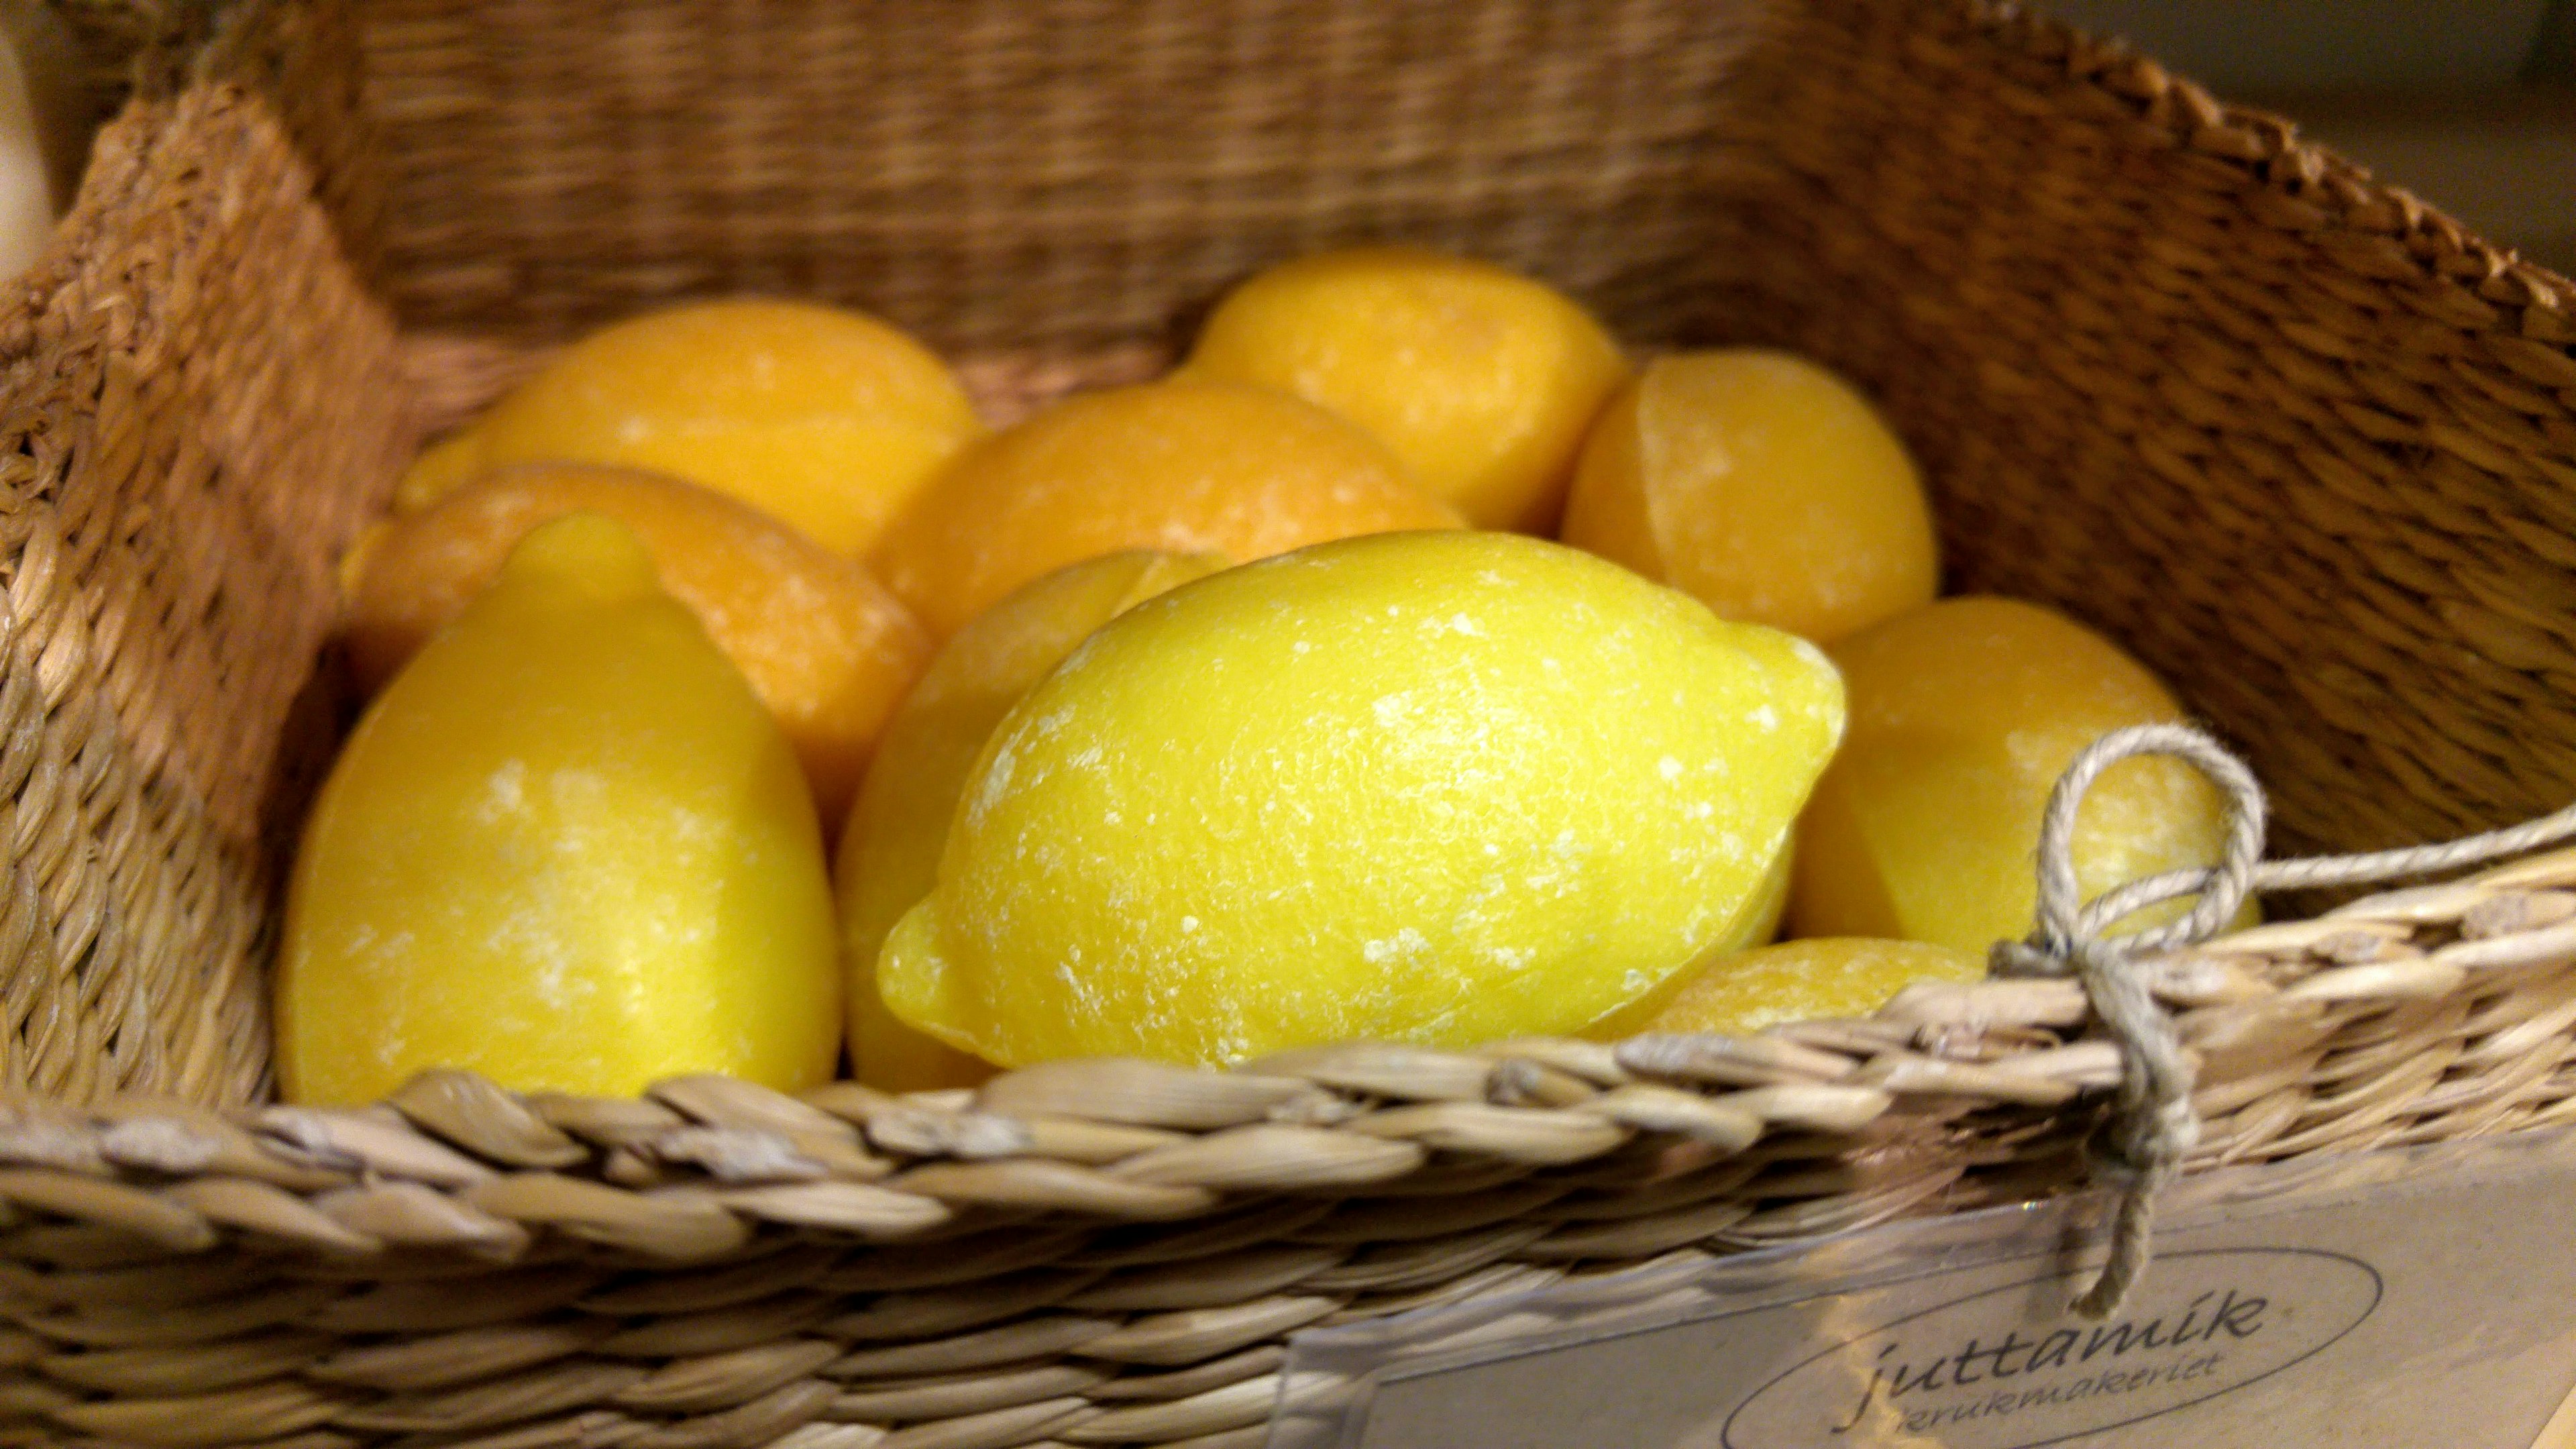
xmin=0 ymin=17 xmax=2570 ymax=1444
xmin=11 ymin=0 xmax=2576 ymax=1108
xmin=344 ymin=0 xmax=2576 ymax=870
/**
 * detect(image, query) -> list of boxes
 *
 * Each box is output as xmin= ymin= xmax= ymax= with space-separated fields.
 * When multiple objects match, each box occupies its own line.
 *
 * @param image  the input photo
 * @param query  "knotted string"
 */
xmin=1991 ymin=722 xmax=2576 ymax=1320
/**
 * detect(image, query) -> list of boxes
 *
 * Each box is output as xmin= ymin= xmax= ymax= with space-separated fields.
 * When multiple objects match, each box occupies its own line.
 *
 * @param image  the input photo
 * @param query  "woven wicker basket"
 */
xmin=1 ymin=1 xmax=2574 ymax=1446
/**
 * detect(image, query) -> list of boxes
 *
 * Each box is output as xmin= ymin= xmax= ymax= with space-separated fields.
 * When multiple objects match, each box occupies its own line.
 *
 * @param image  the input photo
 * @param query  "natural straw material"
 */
xmin=354 ymin=0 xmax=2576 ymax=865
xmin=3 ymin=853 xmax=2576 ymax=1448
xmin=0 ymin=7 xmax=407 ymax=1107
xmin=0 ymin=0 xmax=2571 ymax=1444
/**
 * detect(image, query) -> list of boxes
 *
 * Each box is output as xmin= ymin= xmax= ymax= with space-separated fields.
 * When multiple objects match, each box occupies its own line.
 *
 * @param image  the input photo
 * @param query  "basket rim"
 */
xmin=0 ymin=843 xmax=2567 ymax=1267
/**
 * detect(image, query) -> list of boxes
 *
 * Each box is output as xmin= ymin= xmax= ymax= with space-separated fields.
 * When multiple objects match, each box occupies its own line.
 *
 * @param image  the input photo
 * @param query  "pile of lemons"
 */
xmin=284 ymin=252 xmax=2239 ymax=1105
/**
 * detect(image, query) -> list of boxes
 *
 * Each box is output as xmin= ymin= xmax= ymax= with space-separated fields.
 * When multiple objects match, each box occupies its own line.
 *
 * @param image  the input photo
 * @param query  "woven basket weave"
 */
xmin=0 ymin=1 xmax=2573 ymax=1446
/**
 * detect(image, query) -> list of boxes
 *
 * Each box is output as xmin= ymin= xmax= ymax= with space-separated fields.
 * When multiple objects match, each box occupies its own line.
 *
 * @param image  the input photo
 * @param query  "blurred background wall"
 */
xmin=2039 ymin=0 xmax=2575 ymax=274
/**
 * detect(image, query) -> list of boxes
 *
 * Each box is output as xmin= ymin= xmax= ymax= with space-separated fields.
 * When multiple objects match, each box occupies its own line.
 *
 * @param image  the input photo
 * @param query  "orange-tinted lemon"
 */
xmin=1791 ymin=596 xmax=2247 ymax=954
xmin=282 ymin=515 xmax=839 ymax=1104
xmin=836 ymin=549 xmax=1230 ymax=1091
xmin=414 ymin=299 xmax=982 ymax=554
xmin=1183 ymin=248 xmax=1627 ymax=531
xmin=343 ymin=462 xmax=929 ymax=821
xmin=871 ymin=378 xmax=1462 ymax=639
xmin=1560 ymin=350 xmax=1937 ymax=644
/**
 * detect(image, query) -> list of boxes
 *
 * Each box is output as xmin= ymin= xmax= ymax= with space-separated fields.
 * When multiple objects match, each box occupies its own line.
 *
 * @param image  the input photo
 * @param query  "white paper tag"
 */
xmin=1273 ymin=1126 xmax=2576 ymax=1448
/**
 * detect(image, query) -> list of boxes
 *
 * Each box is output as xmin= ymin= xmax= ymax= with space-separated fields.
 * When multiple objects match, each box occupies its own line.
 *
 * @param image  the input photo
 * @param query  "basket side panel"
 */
xmin=1681 ymin=0 xmax=2576 ymax=857
xmin=199 ymin=0 xmax=387 ymax=282
xmin=0 ymin=80 xmax=411 ymax=1104
xmin=358 ymin=0 xmax=1782 ymax=352
xmin=357 ymin=0 xmax=2576 ymax=861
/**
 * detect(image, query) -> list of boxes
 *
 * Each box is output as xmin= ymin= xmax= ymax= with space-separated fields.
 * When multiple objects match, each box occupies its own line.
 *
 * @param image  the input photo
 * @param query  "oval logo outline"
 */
xmin=1720 ymin=1246 xmax=2383 ymax=1449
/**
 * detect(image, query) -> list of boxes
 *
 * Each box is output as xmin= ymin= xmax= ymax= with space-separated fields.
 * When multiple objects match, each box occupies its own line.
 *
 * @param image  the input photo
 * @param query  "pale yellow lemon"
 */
xmin=836 ymin=549 xmax=1230 ymax=1092
xmin=1560 ymin=350 xmax=1937 ymax=644
xmin=280 ymin=515 xmax=839 ymax=1104
xmin=1619 ymin=938 xmax=1984 ymax=1038
xmin=342 ymin=462 xmax=930 ymax=822
xmin=871 ymin=378 xmax=1461 ymax=639
xmin=1184 ymin=247 xmax=1627 ymax=531
xmin=417 ymin=299 xmax=982 ymax=553
xmin=880 ymin=530 xmax=1844 ymax=1068
xmin=1790 ymin=596 xmax=2248 ymax=955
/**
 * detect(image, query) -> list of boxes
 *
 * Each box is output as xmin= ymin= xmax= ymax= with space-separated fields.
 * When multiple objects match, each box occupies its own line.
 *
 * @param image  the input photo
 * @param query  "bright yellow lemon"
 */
xmin=281 ymin=514 xmax=839 ymax=1104
xmin=343 ymin=462 xmax=929 ymax=822
xmin=881 ymin=531 xmax=1844 ymax=1067
xmin=836 ymin=550 xmax=1230 ymax=1091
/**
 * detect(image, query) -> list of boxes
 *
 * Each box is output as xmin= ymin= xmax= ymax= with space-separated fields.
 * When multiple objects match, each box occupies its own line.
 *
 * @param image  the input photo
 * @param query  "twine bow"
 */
xmin=1991 ymin=722 xmax=2576 ymax=1320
